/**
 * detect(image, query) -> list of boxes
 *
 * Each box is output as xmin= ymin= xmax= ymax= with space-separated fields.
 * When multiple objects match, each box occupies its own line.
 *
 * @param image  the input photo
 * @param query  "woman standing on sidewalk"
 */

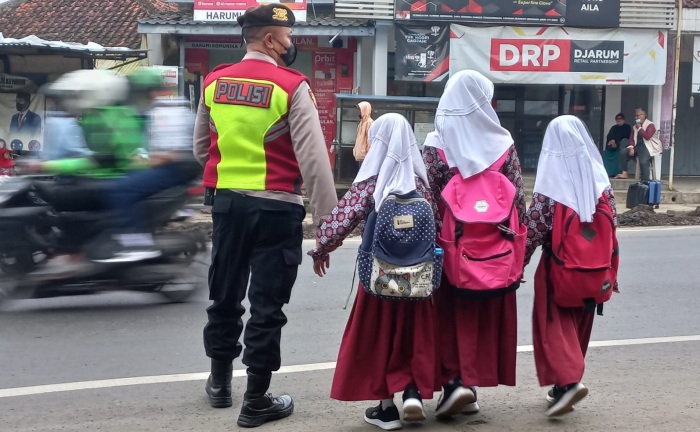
xmin=422 ymin=70 xmax=526 ymax=417
xmin=523 ymin=115 xmax=619 ymax=416
xmin=309 ymin=113 xmax=437 ymax=431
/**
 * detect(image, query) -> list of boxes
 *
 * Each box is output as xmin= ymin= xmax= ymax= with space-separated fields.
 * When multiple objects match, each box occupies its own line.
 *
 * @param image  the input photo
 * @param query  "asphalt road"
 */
xmin=2 ymin=226 xmax=700 ymax=431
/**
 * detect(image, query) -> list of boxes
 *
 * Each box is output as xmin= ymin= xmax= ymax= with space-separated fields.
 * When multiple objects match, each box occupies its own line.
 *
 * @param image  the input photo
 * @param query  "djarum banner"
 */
xmin=450 ymin=25 xmax=668 ymax=86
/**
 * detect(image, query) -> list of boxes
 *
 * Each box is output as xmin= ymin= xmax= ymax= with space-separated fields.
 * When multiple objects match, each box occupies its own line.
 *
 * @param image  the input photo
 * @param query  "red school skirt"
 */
xmin=532 ymin=256 xmax=595 ymax=387
xmin=434 ymin=281 xmax=518 ymax=387
xmin=330 ymin=285 xmax=437 ymax=401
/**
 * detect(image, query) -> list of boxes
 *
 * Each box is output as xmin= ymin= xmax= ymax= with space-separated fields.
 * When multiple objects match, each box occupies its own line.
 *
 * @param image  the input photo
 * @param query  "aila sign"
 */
xmin=490 ymin=39 xmax=623 ymax=73
xmin=452 ymin=25 xmax=666 ymax=85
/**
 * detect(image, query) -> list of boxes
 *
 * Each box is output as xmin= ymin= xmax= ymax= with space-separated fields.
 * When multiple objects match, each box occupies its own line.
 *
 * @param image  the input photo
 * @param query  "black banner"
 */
xmin=395 ymin=0 xmax=620 ymax=29
xmin=570 ymin=40 xmax=624 ymax=72
xmin=395 ymin=24 xmax=450 ymax=82
xmin=566 ymin=0 xmax=620 ymax=28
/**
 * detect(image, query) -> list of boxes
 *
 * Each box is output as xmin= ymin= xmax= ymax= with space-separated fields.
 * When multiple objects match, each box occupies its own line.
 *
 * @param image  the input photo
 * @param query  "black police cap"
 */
xmin=237 ymin=4 xmax=295 ymax=29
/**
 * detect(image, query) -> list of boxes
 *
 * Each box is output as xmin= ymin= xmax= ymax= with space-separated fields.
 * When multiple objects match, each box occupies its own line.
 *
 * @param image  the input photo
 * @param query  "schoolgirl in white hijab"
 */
xmin=420 ymin=70 xmax=526 ymax=419
xmin=425 ymin=70 xmax=514 ymax=178
xmin=354 ymin=113 xmax=429 ymax=210
xmin=523 ymin=115 xmax=618 ymax=418
xmin=310 ymin=112 xmax=439 ymax=429
xmin=534 ymin=115 xmax=611 ymax=223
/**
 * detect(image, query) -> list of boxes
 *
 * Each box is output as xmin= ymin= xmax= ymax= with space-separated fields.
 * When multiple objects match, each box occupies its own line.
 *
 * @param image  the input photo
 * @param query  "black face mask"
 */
xmin=279 ymin=42 xmax=297 ymax=67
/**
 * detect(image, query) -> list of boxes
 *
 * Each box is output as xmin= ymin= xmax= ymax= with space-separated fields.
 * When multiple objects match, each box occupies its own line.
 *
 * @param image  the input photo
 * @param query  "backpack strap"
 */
xmin=436 ymin=148 xmax=510 ymax=176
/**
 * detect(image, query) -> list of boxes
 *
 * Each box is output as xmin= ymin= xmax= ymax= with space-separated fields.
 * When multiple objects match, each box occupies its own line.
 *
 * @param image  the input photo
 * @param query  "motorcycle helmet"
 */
xmin=43 ymin=69 xmax=129 ymax=115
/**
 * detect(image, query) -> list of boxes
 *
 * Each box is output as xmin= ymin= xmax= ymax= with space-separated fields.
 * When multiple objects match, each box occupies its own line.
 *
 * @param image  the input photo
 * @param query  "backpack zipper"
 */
xmin=462 ymin=249 xmax=513 ymax=262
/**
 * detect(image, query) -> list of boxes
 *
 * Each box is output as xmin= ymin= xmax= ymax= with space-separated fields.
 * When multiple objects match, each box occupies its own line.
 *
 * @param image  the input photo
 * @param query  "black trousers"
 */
xmin=203 ymin=190 xmax=305 ymax=374
xmin=619 ymin=143 xmax=652 ymax=181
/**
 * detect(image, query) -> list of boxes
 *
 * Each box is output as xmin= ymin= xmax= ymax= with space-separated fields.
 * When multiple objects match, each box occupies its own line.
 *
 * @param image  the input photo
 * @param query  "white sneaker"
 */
xmin=462 ymin=387 xmax=480 ymax=414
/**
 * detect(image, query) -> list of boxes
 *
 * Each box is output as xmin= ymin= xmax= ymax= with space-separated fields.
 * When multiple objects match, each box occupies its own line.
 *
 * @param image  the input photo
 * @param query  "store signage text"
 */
xmin=491 ymin=39 xmax=623 ymax=73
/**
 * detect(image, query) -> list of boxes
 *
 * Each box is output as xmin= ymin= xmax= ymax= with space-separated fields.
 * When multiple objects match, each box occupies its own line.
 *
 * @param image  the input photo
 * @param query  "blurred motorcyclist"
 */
xmin=96 ymin=68 xmax=201 ymax=262
xmin=23 ymin=69 xmax=154 ymax=276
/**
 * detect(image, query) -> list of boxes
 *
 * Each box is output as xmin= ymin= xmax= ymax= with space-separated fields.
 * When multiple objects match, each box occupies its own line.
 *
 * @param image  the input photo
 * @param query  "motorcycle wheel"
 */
xmin=0 ymin=250 xmax=44 ymax=305
xmin=157 ymin=272 xmax=203 ymax=303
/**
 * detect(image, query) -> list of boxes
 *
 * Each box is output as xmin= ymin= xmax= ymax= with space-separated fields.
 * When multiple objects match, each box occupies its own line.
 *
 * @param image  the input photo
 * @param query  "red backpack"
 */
xmin=437 ymin=151 xmax=527 ymax=298
xmin=548 ymin=196 xmax=619 ymax=309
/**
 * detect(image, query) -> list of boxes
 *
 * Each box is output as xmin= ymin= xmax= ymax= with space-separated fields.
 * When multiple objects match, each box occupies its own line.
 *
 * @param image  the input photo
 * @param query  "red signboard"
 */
xmin=490 ymin=39 xmax=570 ymax=72
xmin=194 ymin=0 xmax=307 ymax=22
xmin=312 ymin=52 xmax=337 ymax=159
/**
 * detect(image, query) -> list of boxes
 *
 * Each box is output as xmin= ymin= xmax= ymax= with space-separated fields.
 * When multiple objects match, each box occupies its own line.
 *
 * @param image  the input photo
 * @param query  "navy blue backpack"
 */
xmin=357 ymin=190 xmax=443 ymax=301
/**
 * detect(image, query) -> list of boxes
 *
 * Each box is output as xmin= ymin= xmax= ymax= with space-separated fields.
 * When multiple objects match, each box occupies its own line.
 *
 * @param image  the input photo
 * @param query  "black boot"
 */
xmin=205 ymin=358 xmax=232 ymax=408
xmin=237 ymin=371 xmax=294 ymax=428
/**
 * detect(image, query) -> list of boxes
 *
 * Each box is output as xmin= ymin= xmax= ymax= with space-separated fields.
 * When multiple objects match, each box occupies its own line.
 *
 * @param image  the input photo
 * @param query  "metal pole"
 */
xmin=178 ymin=35 xmax=186 ymax=98
xmin=669 ymin=0 xmax=683 ymax=191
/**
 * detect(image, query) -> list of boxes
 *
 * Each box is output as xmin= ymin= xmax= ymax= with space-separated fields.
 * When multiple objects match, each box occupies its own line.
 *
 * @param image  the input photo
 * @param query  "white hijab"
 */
xmin=426 ymin=70 xmax=513 ymax=179
xmin=534 ymin=115 xmax=611 ymax=223
xmin=354 ymin=113 xmax=429 ymax=210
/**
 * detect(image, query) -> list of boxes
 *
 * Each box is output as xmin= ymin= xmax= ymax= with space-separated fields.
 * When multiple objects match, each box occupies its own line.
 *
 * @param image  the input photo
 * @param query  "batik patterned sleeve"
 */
xmin=309 ymin=177 xmax=376 ymax=261
xmin=604 ymin=187 xmax=618 ymax=227
xmin=501 ymin=145 xmax=527 ymax=224
xmin=422 ymin=146 xmax=450 ymax=230
xmin=523 ymin=192 xmax=556 ymax=266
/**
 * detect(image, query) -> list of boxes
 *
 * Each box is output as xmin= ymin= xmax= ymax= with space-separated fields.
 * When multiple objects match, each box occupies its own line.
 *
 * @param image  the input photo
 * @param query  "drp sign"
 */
xmin=490 ymin=39 xmax=571 ymax=72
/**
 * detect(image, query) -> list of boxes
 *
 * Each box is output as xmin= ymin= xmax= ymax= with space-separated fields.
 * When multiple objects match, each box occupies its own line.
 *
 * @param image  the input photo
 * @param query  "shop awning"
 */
xmin=138 ymin=11 xmax=374 ymax=37
xmin=0 ymin=34 xmax=147 ymax=60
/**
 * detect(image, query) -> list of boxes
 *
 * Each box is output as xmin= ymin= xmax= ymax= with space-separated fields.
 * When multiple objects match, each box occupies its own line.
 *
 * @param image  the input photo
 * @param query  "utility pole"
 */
xmin=669 ymin=0 xmax=683 ymax=191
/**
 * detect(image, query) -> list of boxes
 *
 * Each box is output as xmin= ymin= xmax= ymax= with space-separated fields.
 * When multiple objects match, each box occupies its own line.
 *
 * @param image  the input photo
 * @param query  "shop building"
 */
xmin=334 ymin=0 xmax=677 ymax=174
xmin=142 ymin=1 xmax=689 ymax=176
xmin=671 ymin=2 xmax=700 ymax=176
xmin=138 ymin=1 xmax=375 ymax=167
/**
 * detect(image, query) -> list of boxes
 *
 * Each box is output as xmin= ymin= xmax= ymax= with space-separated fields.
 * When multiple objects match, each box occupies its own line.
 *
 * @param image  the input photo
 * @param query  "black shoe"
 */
xmin=237 ymin=393 xmax=294 ymax=428
xmin=435 ymin=377 xmax=475 ymax=419
xmin=364 ymin=403 xmax=402 ymax=431
xmin=205 ymin=359 xmax=232 ymax=408
xmin=546 ymin=383 xmax=588 ymax=417
xmin=402 ymin=385 xmax=425 ymax=422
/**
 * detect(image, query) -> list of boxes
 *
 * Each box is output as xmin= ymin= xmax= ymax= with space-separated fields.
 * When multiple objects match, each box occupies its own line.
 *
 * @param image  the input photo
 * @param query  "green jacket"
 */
xmin=43 ymin=106 xmax=146 ymax=178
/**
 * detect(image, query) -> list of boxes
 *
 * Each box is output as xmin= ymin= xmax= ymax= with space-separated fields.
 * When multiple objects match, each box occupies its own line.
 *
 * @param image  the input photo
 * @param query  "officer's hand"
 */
xmin=313 ymin=255 xmax=330 ymax=277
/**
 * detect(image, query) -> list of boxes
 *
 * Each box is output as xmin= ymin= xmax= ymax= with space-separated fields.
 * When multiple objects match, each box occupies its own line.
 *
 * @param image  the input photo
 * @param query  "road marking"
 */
xmin=618 ymin=226 xmax=700 ymax=233
xmin=2 ymin=336 xmax=700 ymax=399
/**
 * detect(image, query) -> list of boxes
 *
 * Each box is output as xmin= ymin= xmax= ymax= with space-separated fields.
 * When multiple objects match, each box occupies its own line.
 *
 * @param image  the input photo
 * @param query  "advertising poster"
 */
xmin=395 ymin=24 xmax=450 ymax=82
xmin=194 ymin=0 xmax=307 ymax=22
xmin=450 ymin=25 xmax=667 ymax=85
xmin=396 ymin=0 xmax=620 ymax=28
xmin=0 ymin=74 xmax=44 ymax=153
xmin=150 ymin=66 xmax=179 ymax=99
xmin=312 ymin=52 xmax=337 ymax=152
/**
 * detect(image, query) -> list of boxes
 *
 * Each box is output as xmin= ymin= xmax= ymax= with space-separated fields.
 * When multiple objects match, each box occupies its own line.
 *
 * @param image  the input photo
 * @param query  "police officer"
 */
xmin=192 ymin=3 xmax=337 ymax=428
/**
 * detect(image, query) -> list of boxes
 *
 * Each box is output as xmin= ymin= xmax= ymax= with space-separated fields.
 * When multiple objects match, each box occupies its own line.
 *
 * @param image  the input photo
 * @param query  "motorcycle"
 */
xmin=0 ymin=175 xmax=208 ymax=305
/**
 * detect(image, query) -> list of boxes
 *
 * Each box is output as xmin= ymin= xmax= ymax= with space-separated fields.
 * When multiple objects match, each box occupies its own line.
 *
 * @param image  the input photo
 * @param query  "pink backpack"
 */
xmin=437 ymin=151 xmax=527 ymax=298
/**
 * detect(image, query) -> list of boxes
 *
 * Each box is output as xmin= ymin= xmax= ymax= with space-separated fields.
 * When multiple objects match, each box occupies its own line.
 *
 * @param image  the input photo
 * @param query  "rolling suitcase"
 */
xmin=648 ymin=180 xmax=662 ymax=208
xmin=626 ymin=182 xmax=649 ymax=209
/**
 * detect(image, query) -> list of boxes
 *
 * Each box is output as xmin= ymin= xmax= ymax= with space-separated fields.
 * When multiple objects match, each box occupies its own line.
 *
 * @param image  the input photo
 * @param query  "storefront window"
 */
xmin=563 ymin=85 xmax=605 ymax=147
xmin=414 ymin=110 xmax=435 ymax=149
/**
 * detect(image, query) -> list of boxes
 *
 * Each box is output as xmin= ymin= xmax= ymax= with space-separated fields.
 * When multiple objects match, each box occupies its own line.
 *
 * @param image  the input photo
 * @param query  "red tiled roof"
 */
xmin=0 ymin=0 xmax=178 ymax=49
